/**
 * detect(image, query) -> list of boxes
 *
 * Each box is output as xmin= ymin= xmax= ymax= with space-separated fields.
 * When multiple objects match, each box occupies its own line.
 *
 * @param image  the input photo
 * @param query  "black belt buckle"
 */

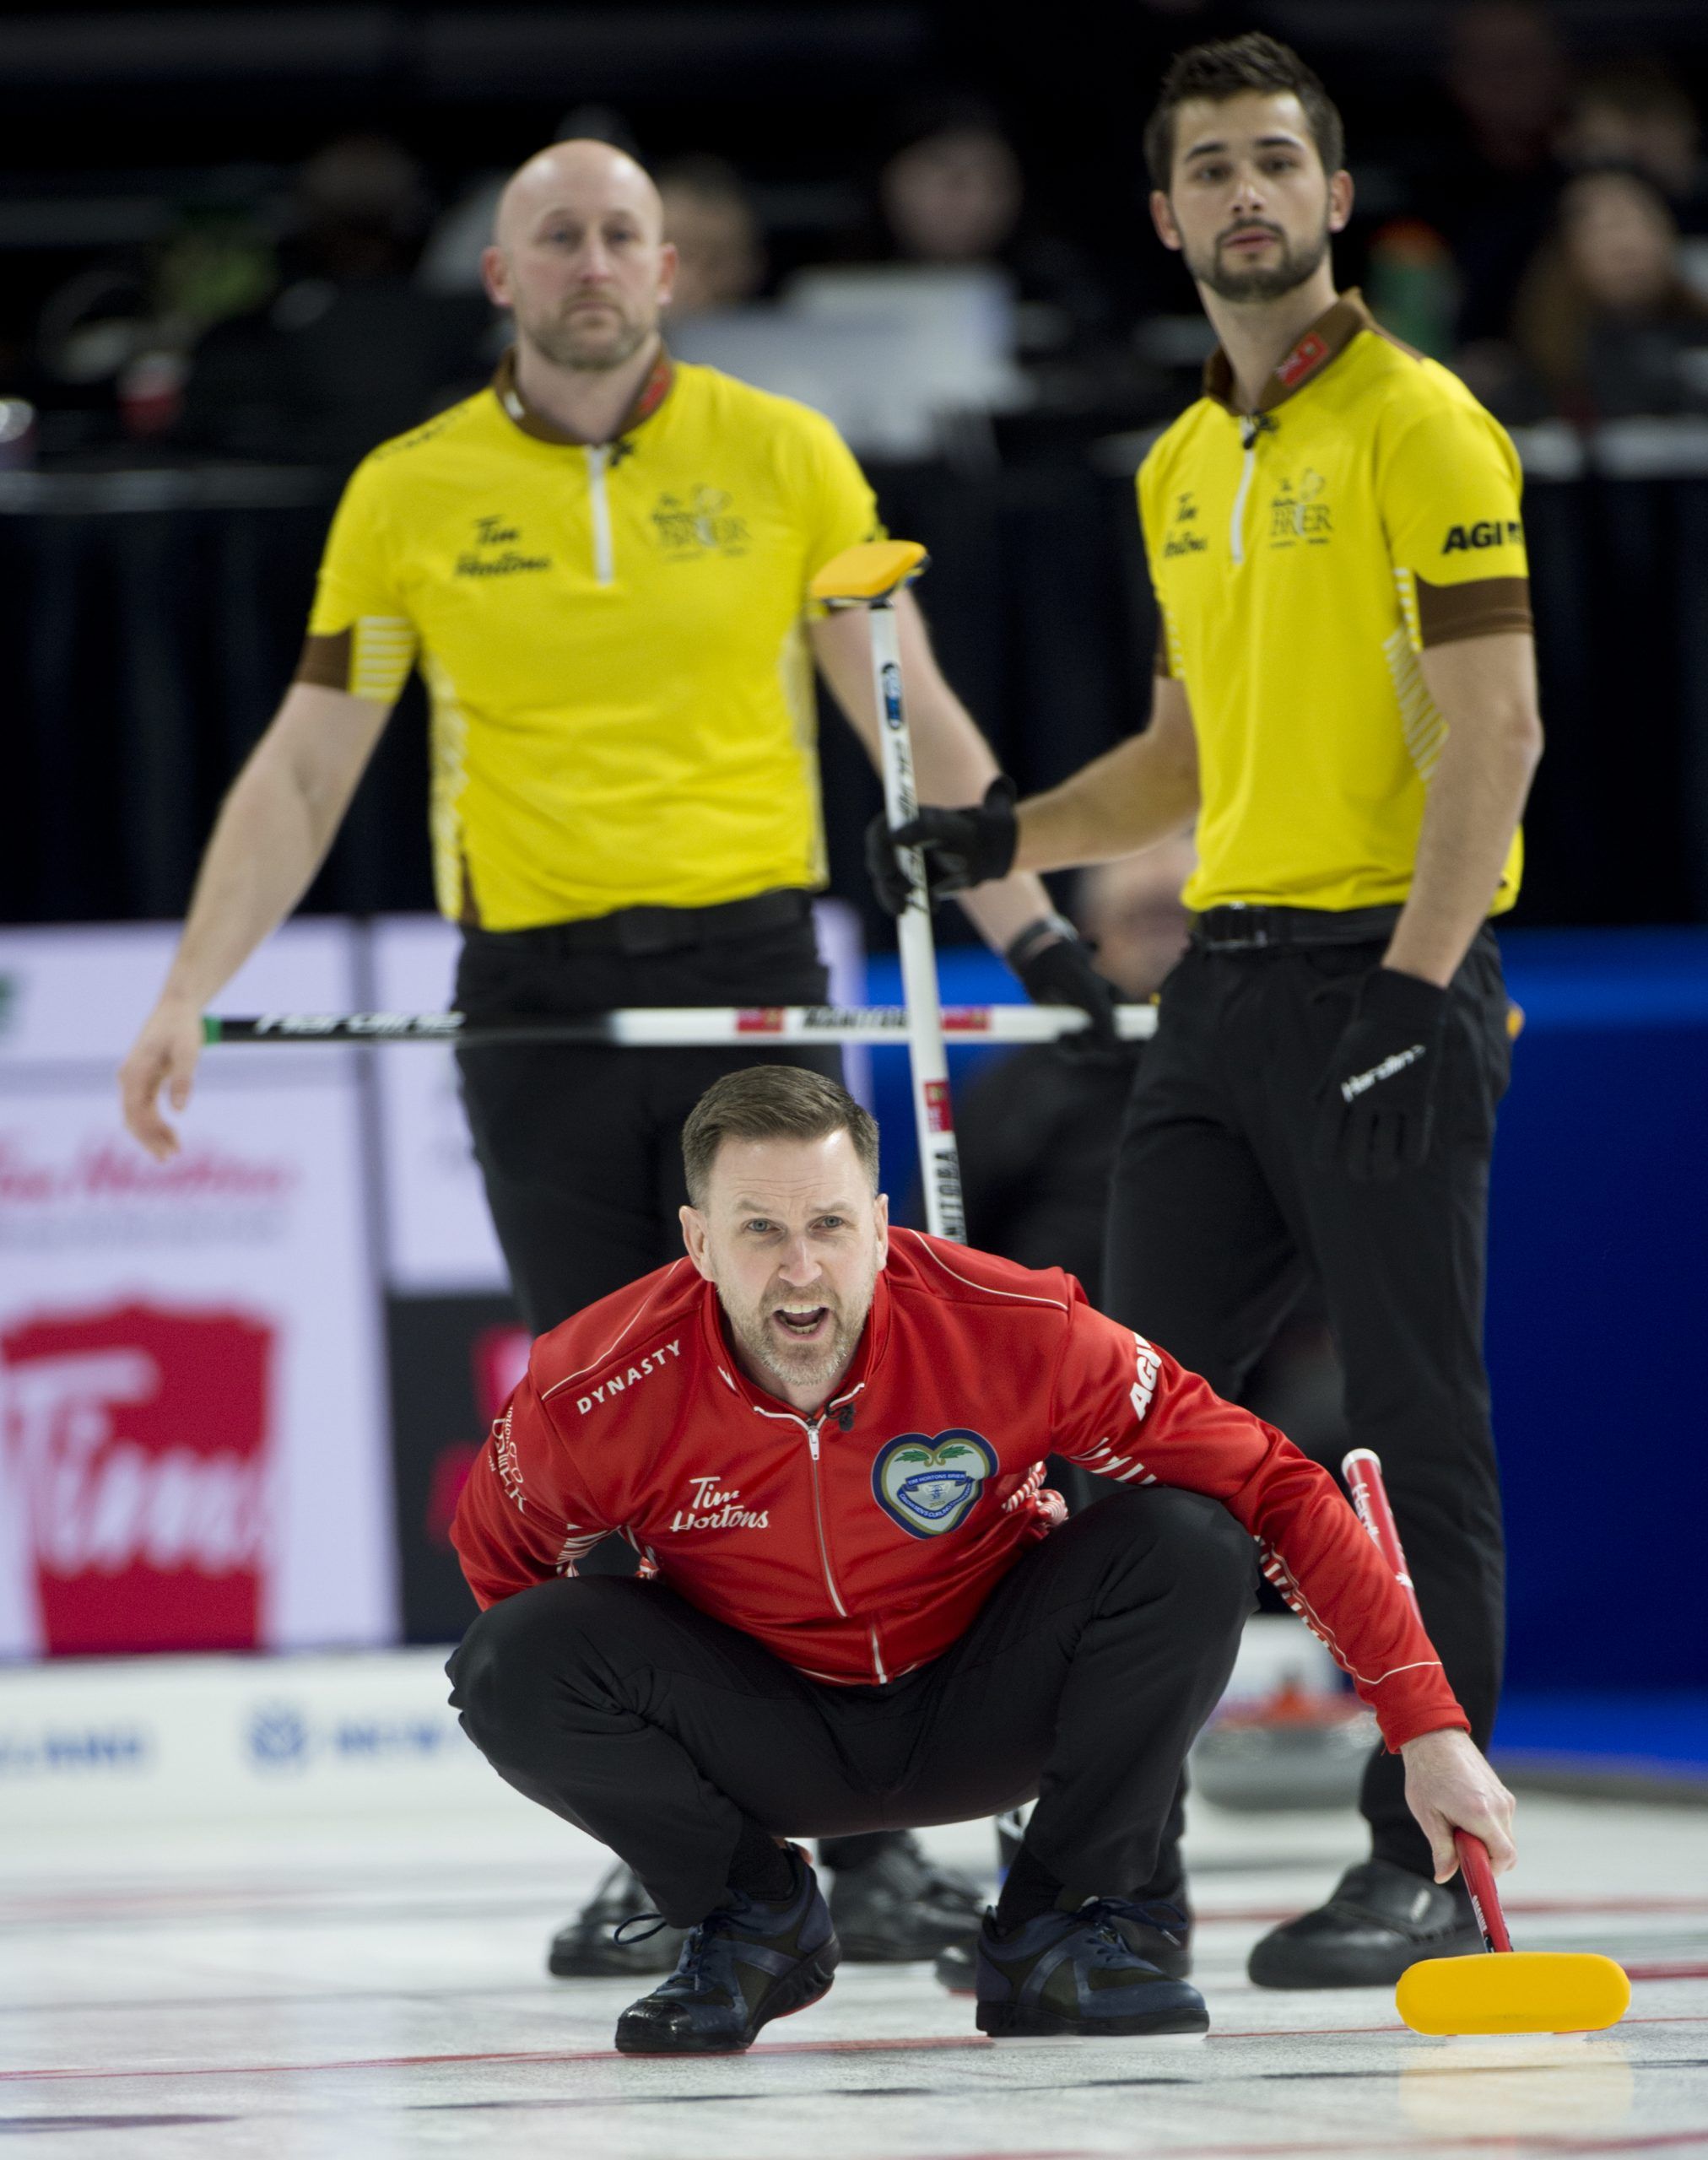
xmin=1198 ymin=904 xmax=1277 ymax=952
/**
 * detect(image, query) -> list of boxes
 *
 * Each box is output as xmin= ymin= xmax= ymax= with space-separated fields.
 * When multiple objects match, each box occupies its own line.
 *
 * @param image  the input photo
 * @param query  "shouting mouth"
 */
xmin=771 ymin=1301 xmax=833 ymax=1346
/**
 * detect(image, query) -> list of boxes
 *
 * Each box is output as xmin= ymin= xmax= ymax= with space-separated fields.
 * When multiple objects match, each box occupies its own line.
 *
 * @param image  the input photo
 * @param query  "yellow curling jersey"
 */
xmin=298 ymin=350 xmax=879 ymax=929
xmin=1139 ymin=291 xmax=1532 ymax=916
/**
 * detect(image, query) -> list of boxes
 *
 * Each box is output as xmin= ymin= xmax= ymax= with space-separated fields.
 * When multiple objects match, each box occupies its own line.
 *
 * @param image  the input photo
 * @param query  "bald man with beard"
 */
xmin=121 ymin=141 xmax=1118 ymax=1980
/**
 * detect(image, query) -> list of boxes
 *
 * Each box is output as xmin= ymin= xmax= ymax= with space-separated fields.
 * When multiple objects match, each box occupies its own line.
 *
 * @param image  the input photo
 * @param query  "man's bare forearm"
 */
xmin=813 ymin=597 xmax=1059 ymax=950
xmin=159 ymin=684 xmax=390 ymax=1009
xmin=1013 ymin=694 xmax=1200 ymax=875
xmin=904 ymin=688 xmax=1060 ymax=948
xmin=1385 ymin=634 xmax=1543 ymax=988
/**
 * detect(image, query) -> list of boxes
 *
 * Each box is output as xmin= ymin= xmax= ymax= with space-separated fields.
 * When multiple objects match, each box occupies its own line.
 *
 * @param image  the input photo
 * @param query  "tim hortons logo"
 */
xmin=0 ymin=1302 xmax=274 ymax=1654
xmin=669 ymin=1473 xmax=770 ymax=1533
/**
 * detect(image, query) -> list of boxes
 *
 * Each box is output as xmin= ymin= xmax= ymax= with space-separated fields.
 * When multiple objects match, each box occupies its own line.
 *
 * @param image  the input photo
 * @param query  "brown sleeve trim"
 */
xmin=1153 ymin=616 xmax=1174 ymax=679
xmin=1414 ymin=575 xmax=1532 ymax=648
xmin=294 ymin=628 xmax=353 ymax=690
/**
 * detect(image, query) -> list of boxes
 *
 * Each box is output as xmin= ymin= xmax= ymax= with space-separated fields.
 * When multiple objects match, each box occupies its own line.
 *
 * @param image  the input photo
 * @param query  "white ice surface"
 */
xmin=3 ymin=1785 xmax=1705 ymax=2158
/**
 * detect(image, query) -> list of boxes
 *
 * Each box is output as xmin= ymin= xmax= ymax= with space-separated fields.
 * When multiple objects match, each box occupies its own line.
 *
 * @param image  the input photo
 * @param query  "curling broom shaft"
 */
xmin=867 ymin=599 xmax=965 ymax=1240
xmin=203 ymin=1004 xmax=1158 ymax=1048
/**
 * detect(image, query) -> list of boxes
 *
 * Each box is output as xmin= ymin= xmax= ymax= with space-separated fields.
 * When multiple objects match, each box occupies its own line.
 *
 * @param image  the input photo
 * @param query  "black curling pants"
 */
xmin=449 ymin=1486 xmax=1257 ymax=1927
xmin=1105 ymin=928 xmax=1511 ymax=1880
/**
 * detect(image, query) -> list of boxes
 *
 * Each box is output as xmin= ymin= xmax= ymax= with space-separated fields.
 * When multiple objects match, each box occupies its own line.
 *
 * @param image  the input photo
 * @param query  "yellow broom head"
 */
xmin=1397 ymin=1950 xmax=1630 ymax=2036
xmin=810 ymin=540 xmax=929 ymax=604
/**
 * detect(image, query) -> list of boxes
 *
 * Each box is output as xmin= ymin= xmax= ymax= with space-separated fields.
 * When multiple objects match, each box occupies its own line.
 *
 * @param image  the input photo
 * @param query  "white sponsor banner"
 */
xmin=0 ymin=1647 xmax=521 ymax=1829
xmin=370 ymin=903 xmax=869 ymax=1294
xmin=0 ymin=922 xmax=394 ymax=1659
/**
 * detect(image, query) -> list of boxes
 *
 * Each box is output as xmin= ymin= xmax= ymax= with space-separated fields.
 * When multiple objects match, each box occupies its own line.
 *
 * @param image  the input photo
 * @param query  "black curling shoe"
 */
xmin=614 ymin=1848 xmax=840 ymax=2055
xmin=549 ymin=1862 xmax=686 ymax=1977
xmin=974 ymin=1901 xmax=1209 ymax=2038
xmin=828 ymin=1831 xmax=985 ymax=1962
xmin=1246 ymin=1858 xmax=1484 ymax=1989
xmin=938 ymin=1896 xmax=1192 ymax=1995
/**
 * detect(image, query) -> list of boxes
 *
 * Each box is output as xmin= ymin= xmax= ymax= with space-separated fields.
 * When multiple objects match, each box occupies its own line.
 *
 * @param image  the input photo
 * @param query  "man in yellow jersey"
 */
xmin=873 ymin=35 xmax=1543 ymax=1991
xmin=119 ymin=140 xmax=1113 ymax=1978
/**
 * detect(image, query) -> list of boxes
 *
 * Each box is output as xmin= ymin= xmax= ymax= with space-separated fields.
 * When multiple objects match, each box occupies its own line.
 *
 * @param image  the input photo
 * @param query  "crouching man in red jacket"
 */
xmin=449 ymin=1064 xmax=1514 ymax=2054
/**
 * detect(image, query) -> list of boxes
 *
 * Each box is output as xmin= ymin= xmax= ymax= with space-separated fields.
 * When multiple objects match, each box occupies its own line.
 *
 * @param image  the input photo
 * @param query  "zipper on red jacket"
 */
xmin=805 ymin=1415 xmax=849 ymax=1620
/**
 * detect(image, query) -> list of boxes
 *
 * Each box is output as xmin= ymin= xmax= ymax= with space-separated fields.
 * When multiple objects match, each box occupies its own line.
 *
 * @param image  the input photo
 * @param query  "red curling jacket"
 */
xmin=451 ymin=1230 xmax=1467 ymax=1751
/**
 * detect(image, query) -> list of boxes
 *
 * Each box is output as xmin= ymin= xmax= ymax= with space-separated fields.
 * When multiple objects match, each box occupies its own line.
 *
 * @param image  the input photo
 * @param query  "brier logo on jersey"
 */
xmin=871 ymin=1430 xmax=997 ymax=1539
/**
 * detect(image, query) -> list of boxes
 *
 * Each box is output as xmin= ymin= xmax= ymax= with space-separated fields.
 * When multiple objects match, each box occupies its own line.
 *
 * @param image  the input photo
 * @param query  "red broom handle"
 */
xmin=1341 ymin=1447 xmax=1512 ymax=1955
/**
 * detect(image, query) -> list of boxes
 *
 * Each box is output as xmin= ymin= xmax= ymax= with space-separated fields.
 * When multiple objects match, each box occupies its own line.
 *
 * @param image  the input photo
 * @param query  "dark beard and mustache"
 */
xmin=1188 ymin=216 xmax=1331 ymax=304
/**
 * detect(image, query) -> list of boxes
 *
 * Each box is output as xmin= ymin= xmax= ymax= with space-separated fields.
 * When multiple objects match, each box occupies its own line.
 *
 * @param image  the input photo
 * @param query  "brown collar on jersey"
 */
xmin=1202 ymin=288 xmax=1381 ymax=416
xmin=491 ymin=342 xmax=675 ymax=446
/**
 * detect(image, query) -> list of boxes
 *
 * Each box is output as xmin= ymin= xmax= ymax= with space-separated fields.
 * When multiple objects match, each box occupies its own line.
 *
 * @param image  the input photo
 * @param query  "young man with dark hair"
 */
xmin=447 ymin=1063 xmax=1515 ymax=2054
xmin=871 ymin=32 xmax=1542 ymax=1989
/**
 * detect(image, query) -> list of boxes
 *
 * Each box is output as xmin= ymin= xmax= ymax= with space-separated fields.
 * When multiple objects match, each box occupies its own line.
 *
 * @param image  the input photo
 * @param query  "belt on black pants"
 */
xmin=463 ymin=887 xmax=813 ymax=962
xmin=1189 ymin=903 xmax=1403 ymax=953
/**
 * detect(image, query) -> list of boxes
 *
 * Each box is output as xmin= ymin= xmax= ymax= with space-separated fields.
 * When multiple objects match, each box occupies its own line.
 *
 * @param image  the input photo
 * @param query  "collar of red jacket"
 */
xmin=695 ymin=1255 xmax=895 ymax=1419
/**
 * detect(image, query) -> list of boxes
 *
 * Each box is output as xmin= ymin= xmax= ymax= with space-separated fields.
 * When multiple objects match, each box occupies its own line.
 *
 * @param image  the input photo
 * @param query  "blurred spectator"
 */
xmin=1435 ymin=1 xmax=1570 ymax=344
xmin=178 ymin=135 xmax=489 ymax=468
xmin=1509 ymin=166 xmax=1708 ymax=423
xmin=1364 ymin=219 xmax=1460 ymax=361
xmin=1558 ymin=59 xmax=1708 ymax=230
xmin=1446 ymin=0 xmax=1567 ymax=176
xmin=870 ymin=96 xmax=1113 ymax=361
xmin=657 ymin=156 xmax=766 ymax=319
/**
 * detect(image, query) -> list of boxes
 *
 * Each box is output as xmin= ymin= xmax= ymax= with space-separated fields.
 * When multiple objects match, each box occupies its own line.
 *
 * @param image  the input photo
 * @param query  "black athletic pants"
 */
xmin=1105 ymin=926 xmax=1511 ymax=1879
xmin=453 ymin=892 xmax=839 ymax=1337
xmin=449 ymin=1487 xmax=1256 ymax=1926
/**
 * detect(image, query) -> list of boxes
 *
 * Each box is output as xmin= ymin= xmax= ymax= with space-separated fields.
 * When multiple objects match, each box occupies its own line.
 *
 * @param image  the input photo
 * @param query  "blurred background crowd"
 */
xmin=3 ymin=0 xmax=1708 ymax=467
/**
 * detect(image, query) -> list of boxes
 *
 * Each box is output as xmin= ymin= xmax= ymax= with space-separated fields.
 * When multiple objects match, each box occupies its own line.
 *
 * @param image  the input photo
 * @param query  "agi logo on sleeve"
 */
xmin=872 ymin=1430 xmax=997 ymax=1538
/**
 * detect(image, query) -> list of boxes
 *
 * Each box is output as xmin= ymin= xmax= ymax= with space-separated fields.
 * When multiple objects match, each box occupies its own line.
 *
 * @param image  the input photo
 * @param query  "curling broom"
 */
xmin=1341 ymin=1447 xmax=1630 ymax=2037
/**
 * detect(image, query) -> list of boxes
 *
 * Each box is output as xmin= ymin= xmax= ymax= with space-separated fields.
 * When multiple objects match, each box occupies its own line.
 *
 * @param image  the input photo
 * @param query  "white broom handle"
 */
xmin=204 ymin=1004 xmax=1158 ymax=1047
xmin=868 ymin=598 xmax=965 ymax=1240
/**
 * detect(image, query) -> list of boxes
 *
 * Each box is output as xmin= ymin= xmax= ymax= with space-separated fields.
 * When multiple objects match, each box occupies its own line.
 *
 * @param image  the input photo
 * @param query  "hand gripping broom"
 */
xmin=1341 ymin=1447 xmax=1630 ymax=2037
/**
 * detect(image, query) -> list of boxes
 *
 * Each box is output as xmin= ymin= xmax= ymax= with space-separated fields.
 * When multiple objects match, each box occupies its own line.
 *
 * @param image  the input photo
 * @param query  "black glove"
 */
xmin=1008 ymin=920 xmax=1122 ymax=1052
xmin=1313 ymin=965 xmax=1449 ymax=1181
xmin=864 ymin=776 xmax=1019 ymax=916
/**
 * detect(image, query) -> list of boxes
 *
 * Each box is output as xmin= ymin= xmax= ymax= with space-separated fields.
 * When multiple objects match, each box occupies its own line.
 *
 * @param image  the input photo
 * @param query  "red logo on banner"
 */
xmin=735 ymin=1008 xmax=786 ymax=1034
xmin=924 ymin=1079 xmax=955 ymax=1134
xmin=1 ymin=1302 xmax=275 ymax=1655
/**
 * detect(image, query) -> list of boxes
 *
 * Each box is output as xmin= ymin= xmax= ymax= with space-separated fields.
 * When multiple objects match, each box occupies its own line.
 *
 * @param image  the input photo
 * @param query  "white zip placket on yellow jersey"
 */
xmin=1229 ymin=410 xmax=1277 ymax=567
xmin=584 ymin=444 xmax=615 ymax=585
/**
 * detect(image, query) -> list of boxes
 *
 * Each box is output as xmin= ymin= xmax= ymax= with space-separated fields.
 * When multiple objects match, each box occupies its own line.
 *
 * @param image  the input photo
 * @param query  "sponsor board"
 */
xmin=0 ymin=1648 xmax=528 ymax=1828
xmin=0 ymin=922 xmax=393 ymax=1657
